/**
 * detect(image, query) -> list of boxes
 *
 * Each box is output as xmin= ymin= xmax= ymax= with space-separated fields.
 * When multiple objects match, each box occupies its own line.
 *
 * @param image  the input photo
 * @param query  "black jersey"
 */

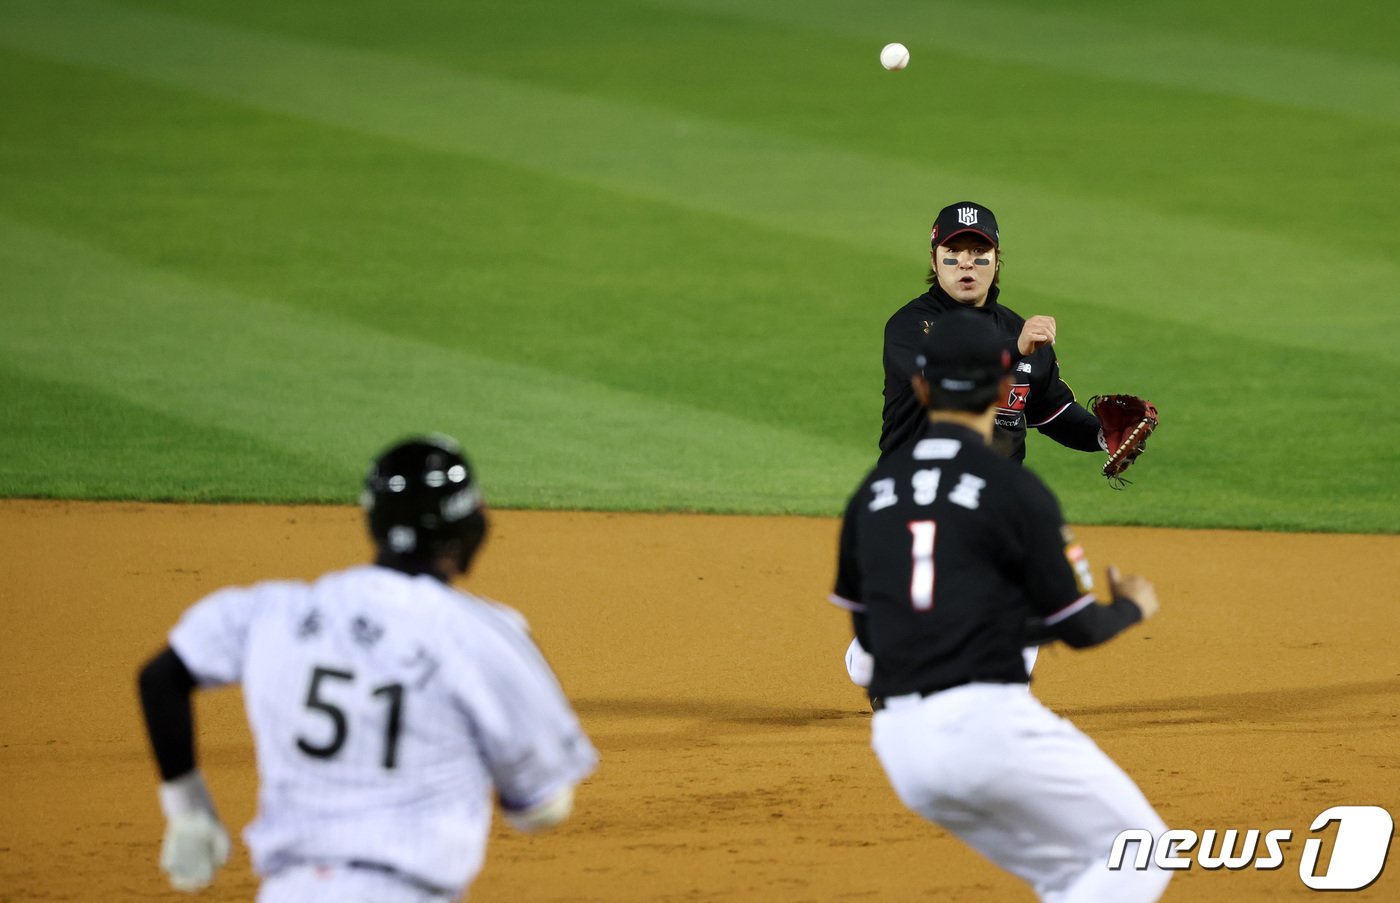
xmin=832 ymin=422 xmax=1109 ymax=699
xmin=880 ymin=285 xmax=1099 ymax=461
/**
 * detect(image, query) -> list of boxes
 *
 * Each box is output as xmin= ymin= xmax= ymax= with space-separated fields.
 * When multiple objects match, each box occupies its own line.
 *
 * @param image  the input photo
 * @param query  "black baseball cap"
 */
xmin=930 ymin=201 xmax=999 ymax=249
xmin=915 ymin=310 xmax=1012 ymax=396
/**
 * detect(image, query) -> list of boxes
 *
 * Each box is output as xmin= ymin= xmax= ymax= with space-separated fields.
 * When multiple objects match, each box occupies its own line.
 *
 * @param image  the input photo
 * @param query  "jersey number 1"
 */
xmin=909 ymin=520 xmax=936 ymax=611
xmin=297 ymin=666 xmax=406 ymax=770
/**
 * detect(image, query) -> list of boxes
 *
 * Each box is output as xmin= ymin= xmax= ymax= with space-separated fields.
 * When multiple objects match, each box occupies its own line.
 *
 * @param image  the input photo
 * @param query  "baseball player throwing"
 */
xmin=830 ymin=312 xmax=1171 ymax=902
xmin=136 ymin=435 xmax=597 ymax=901
xmin=881 ymin=200 xmax=1105 ymax=462
xmin=848 ymin=200 xmax=1158 ymax=688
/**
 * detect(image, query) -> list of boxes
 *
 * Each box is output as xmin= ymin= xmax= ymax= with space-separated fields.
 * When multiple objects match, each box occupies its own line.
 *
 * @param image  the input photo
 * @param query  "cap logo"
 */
xmin=387 ymin=525 xmax=417 ymax=553
xmin=957 ymin=207 xmax=979 ymax=226
xmin=441 ymin=486 xmax=482 ymax=522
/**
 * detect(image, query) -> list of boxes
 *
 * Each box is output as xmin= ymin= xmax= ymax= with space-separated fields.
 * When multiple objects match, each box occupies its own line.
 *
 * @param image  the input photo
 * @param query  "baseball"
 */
xmin=880 ymin=42 xmax=909 ymax=71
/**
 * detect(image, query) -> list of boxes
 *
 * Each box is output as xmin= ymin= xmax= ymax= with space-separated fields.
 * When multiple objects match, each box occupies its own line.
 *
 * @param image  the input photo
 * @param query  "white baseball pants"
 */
xmin=872 ymin=682 xmax=1171 ymax=903
xmin=258 ymin=864 xmax=458 ymax=903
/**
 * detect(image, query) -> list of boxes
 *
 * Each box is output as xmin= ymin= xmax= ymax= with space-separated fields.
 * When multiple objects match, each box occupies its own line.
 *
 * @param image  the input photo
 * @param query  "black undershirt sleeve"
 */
xmin=137 ymin=646 xmax=198 ymax=781
xmin=1036 ymin=401 xmax=1102 ymax=452
xmin=835 ymin=492 xmax=872 ymax=651
xmin=1047 ymin=596 xmax=1144 ymax=648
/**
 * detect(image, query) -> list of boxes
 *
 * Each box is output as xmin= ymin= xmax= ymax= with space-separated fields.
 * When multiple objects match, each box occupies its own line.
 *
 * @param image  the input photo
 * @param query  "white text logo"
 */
xmin=1109 ymin=806 xmax=1394 ymax=891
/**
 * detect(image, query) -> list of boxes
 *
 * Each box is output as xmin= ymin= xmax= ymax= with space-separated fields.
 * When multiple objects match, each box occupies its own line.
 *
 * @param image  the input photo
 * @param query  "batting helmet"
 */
xmin=361 ymin=434 xmax=487 ymax=568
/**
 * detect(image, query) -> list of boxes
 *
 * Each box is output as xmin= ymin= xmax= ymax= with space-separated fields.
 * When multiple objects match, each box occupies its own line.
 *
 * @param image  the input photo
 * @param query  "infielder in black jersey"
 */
xmin=846 ymin=200 xmax=1113 ymax=688
xmin=830 ymin=311 xmax=1171 ymax=902
xmin=881 ymin=201 xmax=1104 ymax=462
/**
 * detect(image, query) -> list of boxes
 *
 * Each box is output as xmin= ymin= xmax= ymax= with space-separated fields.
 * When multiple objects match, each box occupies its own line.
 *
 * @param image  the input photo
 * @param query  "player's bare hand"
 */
xmin=1017 ymin=315 xmax=1057 ymax=355
xmin=1107 ymin=565 xmax=1158 ymax=620
xmin=1018 ymin=315 xmax=1057 ymax=355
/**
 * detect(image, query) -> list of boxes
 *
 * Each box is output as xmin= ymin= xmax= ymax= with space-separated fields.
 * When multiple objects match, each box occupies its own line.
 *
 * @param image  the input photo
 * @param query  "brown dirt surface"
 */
xmin=1 ymin=500 xmax=1396 ymax=901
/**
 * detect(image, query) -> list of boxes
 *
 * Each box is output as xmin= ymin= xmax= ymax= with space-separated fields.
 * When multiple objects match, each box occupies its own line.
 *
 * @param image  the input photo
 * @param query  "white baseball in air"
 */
xmin=880 ymin=42 xmax=909 ymax=71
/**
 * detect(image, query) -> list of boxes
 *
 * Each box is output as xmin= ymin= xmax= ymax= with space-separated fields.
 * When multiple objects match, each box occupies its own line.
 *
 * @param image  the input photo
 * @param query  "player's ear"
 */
xmin=912 ymin=374 xmax=931 ymax=408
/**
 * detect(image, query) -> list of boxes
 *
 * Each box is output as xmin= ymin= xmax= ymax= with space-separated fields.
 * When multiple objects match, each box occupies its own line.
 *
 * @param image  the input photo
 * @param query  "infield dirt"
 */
xmin=1 ymin=501 xmax=1396 ymax=901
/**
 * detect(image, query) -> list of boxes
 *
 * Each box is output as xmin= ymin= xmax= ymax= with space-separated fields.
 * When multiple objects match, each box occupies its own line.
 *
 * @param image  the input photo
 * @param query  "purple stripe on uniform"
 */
xmin=1043 ymin=592 xmax=1095 ymax=626
xmin=828 ymin=593 xmax=867 ymax=613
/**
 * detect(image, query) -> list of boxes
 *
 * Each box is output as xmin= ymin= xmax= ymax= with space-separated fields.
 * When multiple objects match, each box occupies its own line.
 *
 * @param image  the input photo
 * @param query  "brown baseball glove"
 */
xmin=1090 ymin=394 xmax=1158 ymax=487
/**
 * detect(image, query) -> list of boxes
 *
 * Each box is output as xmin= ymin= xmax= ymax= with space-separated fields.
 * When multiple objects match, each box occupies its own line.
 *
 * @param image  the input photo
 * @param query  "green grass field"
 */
xmin=2 ymin=0 xmax=1397 ymax=531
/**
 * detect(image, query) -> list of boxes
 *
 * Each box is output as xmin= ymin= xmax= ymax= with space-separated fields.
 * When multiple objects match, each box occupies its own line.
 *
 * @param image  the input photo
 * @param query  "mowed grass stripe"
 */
xmin=0 ymin=216 xmax=869 ymax=512
xmin=110 ymin=0 xmax=1399 ymax=273
xmin=1017 ymin=299 xmax=1400 ymax=534
xmin=0 ymin=365 xmax=341 ymax=502
xmin=111 ymin=0 xmax=1398 ymax=269
xmin=0 ymin=49 xmax=891 ymax=459
xmin=2 ymin=208 xmax=1392 ymax=529
xmin=1039 ymin=0 xmax=1398 ymax=63
xmin=3 ymin=3 xmax=1395 ymax=528
xmin=4 ymin=0 xmax=1398 ymax=363
xmin=637 ymin=0 xmax=1400 ymax=123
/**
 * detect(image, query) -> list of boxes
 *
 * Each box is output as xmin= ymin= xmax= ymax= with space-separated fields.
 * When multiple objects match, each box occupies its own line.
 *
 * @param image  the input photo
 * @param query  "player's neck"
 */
xmin=374 ymin=550 xmax=456 ymax=585
xmin=928 ymin=409 xmax=995 ymax=444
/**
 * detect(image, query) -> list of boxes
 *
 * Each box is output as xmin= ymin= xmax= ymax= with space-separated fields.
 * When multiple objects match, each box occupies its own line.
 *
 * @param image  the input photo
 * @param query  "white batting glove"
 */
xmin=157 ymin=770 xmax=231 ymax=892
xmin=503 ymin=785 xmax=576 ymax=833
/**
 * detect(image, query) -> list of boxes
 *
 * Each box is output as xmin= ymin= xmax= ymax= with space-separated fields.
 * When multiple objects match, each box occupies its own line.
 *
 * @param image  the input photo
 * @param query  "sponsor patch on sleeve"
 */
xmin=1062 ymin=528 xmax=1094 ymax=594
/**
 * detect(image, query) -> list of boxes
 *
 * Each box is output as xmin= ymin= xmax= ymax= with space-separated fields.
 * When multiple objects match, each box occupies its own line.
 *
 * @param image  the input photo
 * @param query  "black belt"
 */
xmin=870 ymin=678 xmax=1023 ymax=711
xmin=345 ymin=860 xmax=452 ymax=897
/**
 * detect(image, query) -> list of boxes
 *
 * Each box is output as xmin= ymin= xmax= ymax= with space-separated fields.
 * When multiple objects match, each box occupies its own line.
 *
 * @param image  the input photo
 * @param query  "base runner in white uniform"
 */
xmin=137 ymin=435 xmax=598 ymax=901
xmin=829 ymin=312 xmax=1170 ymax=902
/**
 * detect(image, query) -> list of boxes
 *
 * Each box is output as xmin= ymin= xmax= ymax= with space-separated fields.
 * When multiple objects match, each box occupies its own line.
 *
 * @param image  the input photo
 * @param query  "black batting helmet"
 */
xmin=361 ymin=434 xmax=486 ymax=565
